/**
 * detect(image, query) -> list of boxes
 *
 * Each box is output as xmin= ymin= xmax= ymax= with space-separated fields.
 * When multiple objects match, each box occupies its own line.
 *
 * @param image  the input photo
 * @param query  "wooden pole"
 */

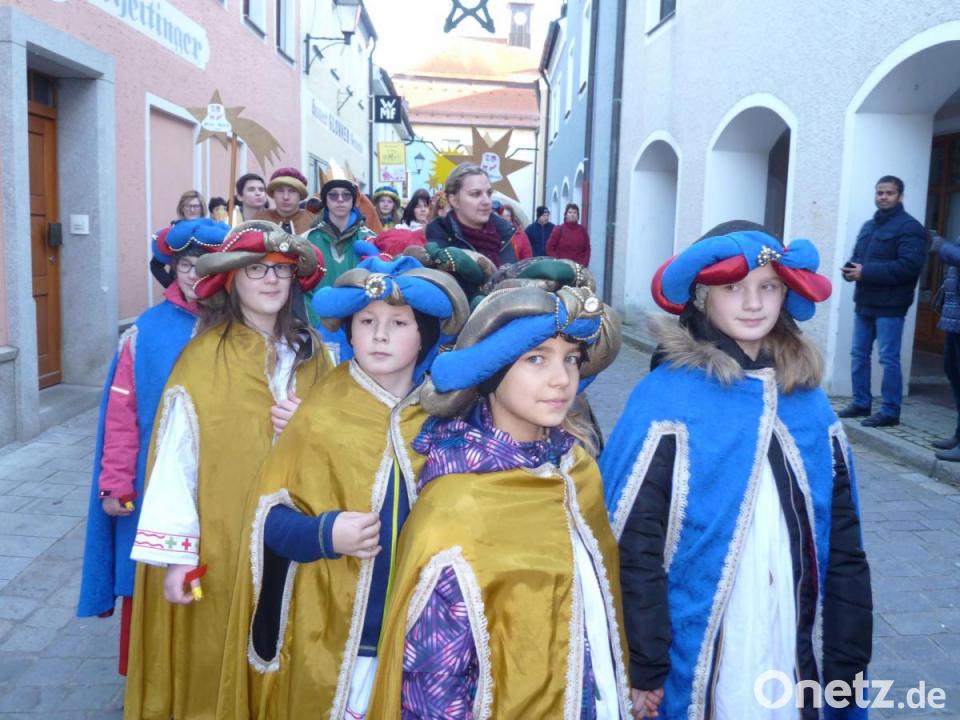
xmin=226 ymin=132 xmax=239 ymax=225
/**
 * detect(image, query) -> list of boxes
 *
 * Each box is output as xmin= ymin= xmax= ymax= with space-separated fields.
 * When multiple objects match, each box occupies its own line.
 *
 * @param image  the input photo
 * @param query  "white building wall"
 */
xmin=615 ymin=1 xmax=960 ymax=395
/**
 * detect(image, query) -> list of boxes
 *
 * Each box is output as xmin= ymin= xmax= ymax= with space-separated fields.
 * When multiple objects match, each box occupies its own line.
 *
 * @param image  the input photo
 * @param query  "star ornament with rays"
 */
xmin=444 ymin=0 xmax=495 ymax=33
xmin=187 ymin=90 xmax=283 ymax=172
xmin=442 ymin=128 xmax=530 ymax=201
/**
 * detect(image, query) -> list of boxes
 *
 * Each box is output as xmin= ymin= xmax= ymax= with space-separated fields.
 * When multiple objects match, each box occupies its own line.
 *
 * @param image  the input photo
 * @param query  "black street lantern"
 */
xmin=303 ymin=0 xmax=362 ymax=75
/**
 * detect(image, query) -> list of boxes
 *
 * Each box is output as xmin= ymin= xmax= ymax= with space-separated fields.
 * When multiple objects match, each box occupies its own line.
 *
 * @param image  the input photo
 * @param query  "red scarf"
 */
xmin=455 ymin=212 xmax=502 ymax=266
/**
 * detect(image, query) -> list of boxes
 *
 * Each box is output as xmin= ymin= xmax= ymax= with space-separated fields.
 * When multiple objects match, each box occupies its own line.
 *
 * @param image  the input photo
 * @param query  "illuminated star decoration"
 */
xmin=444 ymin=0 xmax=495 ymax=33
xmin=187 ymin=90 xmax=284 ymax=173
xmin=442 ymin=128 xmax=530 ymax=201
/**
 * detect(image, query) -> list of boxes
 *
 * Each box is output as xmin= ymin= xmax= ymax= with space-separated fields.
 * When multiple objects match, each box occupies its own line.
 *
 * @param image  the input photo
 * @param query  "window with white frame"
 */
xmin=244 ymin=0 xmax=266 ymax=35
xmin=565 ymin=43 xmax=574 ymax=116
xmin=579 ymin=2 xmax=591 ymax=93
xmin=550 ymin=75 xmax=561 ymax=139
xmin=276 ymin=0 xmax=295 ymax=59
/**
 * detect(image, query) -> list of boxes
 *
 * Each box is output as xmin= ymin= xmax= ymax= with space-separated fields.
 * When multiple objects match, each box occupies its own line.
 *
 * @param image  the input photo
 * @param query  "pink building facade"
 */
xmin=0 ymin=0 xmax=303 ymax=445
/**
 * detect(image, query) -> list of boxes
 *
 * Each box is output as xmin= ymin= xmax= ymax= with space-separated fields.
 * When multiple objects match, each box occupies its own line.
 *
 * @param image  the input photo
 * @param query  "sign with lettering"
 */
xmin=378 ymin=142 xmax=406 ymax=183
xmin=374 ymin=95 xmax=403 ymax=124
xmin=84 ymin=0 xmax=210 ymax=70
xmin=310 ymin=97 xmax=366 ymax=155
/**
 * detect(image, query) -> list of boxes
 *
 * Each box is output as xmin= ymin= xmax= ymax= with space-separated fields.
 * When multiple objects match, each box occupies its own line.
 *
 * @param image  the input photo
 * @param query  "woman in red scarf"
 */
xmin=547 ymin=203 xmax=591 ymax=266
xmin=424 ymin=164 xmax=527 ymax=273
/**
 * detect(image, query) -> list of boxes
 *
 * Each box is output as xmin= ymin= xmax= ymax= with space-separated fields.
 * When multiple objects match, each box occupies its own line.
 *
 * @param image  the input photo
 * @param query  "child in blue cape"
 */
xmin=602 ymin=221 xmax=872 ymax=720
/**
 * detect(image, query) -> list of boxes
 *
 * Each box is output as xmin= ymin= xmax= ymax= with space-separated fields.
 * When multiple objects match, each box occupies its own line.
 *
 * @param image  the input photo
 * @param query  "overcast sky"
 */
xmin=362 ymin=0 xmax=563 ymax=73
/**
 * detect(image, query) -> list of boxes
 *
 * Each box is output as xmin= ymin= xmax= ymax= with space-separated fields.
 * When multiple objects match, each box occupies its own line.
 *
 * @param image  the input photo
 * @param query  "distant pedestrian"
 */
xmin=207 ymin=196 xmax=228 ymax=223
xmin=930 ymin=231 xmax=960 ymax=461
xmin=232 ymin=172 xmax=267 ymax=225
xmin=373 ymin=184 xmax=402 ymax=229
xmin=524 ymin=205 xmax=554 ymax=256
xmin=255 ymin=167 xmax=316 ymax=235
xmin=546 ymin=203 xmax=591 ymax=266
xmin=424 ymin=163 xmax=522 ymax=274
xmin=400 ymin=188 xmax=431 ymax=231
xmin=176 ymin=190 xmax=206 ymax=220
xmin=838 ymin=175 xmax=926 ymax=427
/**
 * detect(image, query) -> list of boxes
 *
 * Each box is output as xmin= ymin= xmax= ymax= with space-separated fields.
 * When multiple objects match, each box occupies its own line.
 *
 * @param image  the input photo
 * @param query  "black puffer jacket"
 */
xmin=850 ymin=203 xmax=926 ymax=317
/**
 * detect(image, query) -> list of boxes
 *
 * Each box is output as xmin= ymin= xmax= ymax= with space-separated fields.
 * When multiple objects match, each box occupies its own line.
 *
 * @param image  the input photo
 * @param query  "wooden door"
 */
xmin=28 ymin=72 xmax=62 ymax=388
xmin=916 ymin=133 xmax=960 ymax=354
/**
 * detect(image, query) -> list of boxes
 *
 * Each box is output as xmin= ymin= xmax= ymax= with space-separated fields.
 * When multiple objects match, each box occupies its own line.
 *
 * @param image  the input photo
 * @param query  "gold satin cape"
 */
xmin=216 ymin=360 xmax=427 ymax=719
xmin=369 ymin=446 xmax=632 ymax=719
xmin=123 ymin=322 xmax=329 ymax=720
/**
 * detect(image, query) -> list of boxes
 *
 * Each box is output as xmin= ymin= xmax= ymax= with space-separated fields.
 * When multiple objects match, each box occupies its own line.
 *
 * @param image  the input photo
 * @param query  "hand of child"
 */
xmin=332 ymin=512 xmax=381 ymax=559
xmin=163 ymin=563 xmax=201 ymax=605
xmin=630 ymin=687 xmax=663 ymax=718
xmin=270 ymin=393 xmax=302 ymax=436
xmin=101 ymin=497 xmax=133 ymax=517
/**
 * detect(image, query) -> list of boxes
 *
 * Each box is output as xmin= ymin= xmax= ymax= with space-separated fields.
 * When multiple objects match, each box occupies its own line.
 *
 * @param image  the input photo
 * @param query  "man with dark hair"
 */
xmin=524 ymin=205 xmax=554 ymax=256
xmin=839 ymin=175 xmax=927 ymax=427
xmin=231 ymin=173 xmax=267 ymax=225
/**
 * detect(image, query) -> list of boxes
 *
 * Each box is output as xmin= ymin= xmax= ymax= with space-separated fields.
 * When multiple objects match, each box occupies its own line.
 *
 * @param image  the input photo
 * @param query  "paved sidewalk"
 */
xmin=0 ymin=409 xmax=124 ymax=719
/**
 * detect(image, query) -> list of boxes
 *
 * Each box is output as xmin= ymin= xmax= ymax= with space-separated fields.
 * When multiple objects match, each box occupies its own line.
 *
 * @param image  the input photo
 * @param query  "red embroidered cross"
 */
xmin=181 ymin=538 xmax=192 ymax=551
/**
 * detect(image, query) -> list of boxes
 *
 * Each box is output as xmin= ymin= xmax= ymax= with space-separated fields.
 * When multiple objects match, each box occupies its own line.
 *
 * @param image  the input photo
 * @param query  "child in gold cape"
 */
xmin=368 ymin=260 xmax=632 ymax=719
xmin=123 ymin=221 xmax=330 ymax=720
xmin=216 ymin=250 xmax=469 ymax=719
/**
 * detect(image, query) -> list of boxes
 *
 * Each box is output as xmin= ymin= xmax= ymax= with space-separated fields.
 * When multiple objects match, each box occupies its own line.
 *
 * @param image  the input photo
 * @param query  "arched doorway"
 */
xmin=703 ymin=97 xmax=795 ymax=239
xmin=574 ymin=163 xmax=585 ymax=211
xmin=551 ymin=187 xmax=560 ymax=220
xmin=561 ymin=178 xmax=571 ymax=215
xmin=828 ymin=24 xmax=960 ymax=395
xmin=625 ymin=135 xmax=680 ymax=320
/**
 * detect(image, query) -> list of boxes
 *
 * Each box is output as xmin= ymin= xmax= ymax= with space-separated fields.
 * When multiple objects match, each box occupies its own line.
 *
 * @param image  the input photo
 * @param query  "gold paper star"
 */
xmin=442 ymin=128 xmax=531 ymax=201
xmin=187 ymin=90 xmax=284 ymax=172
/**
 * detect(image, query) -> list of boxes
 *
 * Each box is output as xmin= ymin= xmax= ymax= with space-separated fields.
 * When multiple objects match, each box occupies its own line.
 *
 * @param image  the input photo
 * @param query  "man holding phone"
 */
xmin=838 ymin=175 xmax=926 ymax=427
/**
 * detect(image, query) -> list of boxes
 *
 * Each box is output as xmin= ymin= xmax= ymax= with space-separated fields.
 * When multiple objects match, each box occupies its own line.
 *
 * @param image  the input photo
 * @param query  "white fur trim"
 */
xmin=247 ymin=489 xmax=300 ymax=673
xmin=329 ymin=444 xmax=394 ymax=718
xmin=390 ymin=383 xmax=423 ymax=504
xmin=610 ymin=421 xmax=690 ymax=572
xmin=406 ymin=547 xmax=493 ymax=720
xmin=349 ymin=359 xmax=401 ymax=408
xmin=558 ymin=451 xmax=633 ymax=719
xmin=688 ymin=369 xmax=777 ymax=720
xmin=118 ymin=325 xmax=138 ymax=361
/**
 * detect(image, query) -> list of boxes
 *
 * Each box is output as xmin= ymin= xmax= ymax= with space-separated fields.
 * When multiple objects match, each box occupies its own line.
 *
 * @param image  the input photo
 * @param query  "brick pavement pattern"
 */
xmin=0 ymin=343 xmax=954 ymax=717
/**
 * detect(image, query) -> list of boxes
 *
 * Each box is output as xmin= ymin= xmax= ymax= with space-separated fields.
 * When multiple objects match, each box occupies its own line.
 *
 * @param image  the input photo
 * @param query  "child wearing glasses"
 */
xmin=122 ymin=221 xmax=332 ymax=720
xmin=78 ymin=218 xmax=228 ymax=676
xmin=215 ymin=247 xmax=470 ymax=719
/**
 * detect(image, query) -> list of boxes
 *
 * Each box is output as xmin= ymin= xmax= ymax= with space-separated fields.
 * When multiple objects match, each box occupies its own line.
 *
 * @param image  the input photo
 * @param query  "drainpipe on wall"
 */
xmin=538 ymin=20 xmax=559 ymax=210
xmin=601 ymin=0 xmax=627 ymax=305
xmin=367 ymin=35 xmax=377 ymax=193
xmin=581 ymin=0 xmax=600 ymax=236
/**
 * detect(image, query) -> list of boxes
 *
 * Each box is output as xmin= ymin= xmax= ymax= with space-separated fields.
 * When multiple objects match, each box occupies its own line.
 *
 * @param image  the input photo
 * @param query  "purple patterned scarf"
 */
xmin=413 ymin=399 xmax=575 ymax=490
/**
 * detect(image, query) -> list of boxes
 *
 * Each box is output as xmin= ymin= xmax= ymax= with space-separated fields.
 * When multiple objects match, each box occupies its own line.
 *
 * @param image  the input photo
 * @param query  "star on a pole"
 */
xmin=187 ymin=91 xmax=244 ymax=147
xmin=187 ymin=90 xmax=284 ymax=172
xmin=442 ymin=127 xmax=531 ymax=201
xmin=444 ymin=0 xmax=495 ymax=34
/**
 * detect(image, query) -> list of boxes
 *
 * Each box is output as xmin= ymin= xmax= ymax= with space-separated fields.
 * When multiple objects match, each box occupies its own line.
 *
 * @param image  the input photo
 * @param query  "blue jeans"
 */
xmin=851 ymin=313 xmax=905 ymax=417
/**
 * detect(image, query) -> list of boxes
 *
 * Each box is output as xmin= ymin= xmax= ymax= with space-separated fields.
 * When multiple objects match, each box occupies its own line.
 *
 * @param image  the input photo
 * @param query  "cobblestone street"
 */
xmin=0 ymin=344 xmax=955 ymax=717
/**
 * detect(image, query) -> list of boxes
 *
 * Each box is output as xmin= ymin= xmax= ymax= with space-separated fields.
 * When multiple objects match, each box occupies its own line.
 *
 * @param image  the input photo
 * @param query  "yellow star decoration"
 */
xmin=187 ymin=90 xmax=284 ymax=172
xmin=442 ymin=128 xmax=531 ymax=201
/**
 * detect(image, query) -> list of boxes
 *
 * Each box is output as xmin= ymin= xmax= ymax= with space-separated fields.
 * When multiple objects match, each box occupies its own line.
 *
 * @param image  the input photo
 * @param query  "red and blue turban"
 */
xmin=151 ymin=218 xmax=229 ymax=265
xmin=651 ymin=229 xmax=832 ymax=321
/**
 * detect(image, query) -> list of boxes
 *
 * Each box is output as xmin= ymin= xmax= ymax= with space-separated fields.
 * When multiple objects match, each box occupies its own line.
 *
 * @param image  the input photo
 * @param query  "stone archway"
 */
xmin=827 ymin=22 xmax=960 ymax=395
xmin=624 ymin=134 xmax=680 ymax=321
xmin=703 ymin=96 xmax=796 ymax=239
